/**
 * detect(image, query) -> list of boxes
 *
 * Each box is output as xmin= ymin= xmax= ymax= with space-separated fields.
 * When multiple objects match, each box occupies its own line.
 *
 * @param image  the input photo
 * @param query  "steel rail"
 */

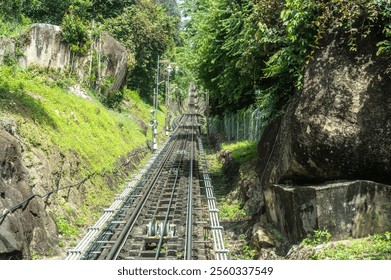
xmin=70 ymin=103 xmax=227 ymax=260
xmin=154 ymin=123 xmax=191 ymax=259
xmin=66 ymin=144 xmax=166 ymax=260
xmin=71 ymin=117 xmax=186 ymax=260
xmin=78 ymin=127 xmax=180 ymax=260
xmin=184 ymin=115 xmax=195 ymax=260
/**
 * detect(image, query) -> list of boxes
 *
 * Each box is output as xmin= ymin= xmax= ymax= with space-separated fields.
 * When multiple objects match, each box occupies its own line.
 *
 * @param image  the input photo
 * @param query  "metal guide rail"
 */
xmin=197 ymin=137 xmax=229 ymax=260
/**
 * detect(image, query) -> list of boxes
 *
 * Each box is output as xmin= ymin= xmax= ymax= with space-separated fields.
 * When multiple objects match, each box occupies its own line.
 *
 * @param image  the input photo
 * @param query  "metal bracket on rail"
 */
xmin=146 ymin=221 xmax=176 ymax=238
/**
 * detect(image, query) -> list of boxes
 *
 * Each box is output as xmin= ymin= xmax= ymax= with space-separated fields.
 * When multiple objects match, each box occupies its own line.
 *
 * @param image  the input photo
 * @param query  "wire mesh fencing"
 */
xmin=208 ymin=108 xmax=268 ymax=142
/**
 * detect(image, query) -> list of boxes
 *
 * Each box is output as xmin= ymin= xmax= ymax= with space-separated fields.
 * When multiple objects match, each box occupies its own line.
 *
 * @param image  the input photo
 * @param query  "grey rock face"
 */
xmin=18 ymin=24 xmax=70 ymax=70
xmin=0 ymin=37 xmax=16 ymax=65
xmin=257 ymin=30 xmax=391 ymax=186
xmin=0 ymin=130 xmax=58 ymax=259
xmin=14 ymin=23 xmax=130 ymax=94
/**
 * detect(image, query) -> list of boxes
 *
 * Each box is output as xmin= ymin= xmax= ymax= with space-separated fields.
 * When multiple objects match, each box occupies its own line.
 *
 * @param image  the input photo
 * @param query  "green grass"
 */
xmin=122 ymin=89 xmax=153 ymax=122
xmin=205 ymin=150 xmax=223 ymax=174
xmin=122 ymin=88 xmax=167 ymax=135
xmin=221 ymin=140 xmax=257 ymax=163
xmin=304 ymin=232 xmax=391 ymax=260
xmin=52 ymin=212 xmax=80 ymax=238
xmin=203 ymin=144 xmax=250 ymax=220
xmin=0 ymin=65 xmax=165 ymax=174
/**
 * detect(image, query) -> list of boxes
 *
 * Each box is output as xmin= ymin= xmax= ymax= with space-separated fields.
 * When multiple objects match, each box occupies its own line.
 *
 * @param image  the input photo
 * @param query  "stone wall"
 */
xmin=264 ymin=181 xmax=391 ymax=242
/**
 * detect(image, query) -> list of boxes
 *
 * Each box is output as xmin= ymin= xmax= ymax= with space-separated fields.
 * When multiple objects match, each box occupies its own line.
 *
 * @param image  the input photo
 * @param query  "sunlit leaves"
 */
xmin=183 ymin=0 xmax=390 ymax=120
xmin=105 ymin=1 xmax=179 ymax=98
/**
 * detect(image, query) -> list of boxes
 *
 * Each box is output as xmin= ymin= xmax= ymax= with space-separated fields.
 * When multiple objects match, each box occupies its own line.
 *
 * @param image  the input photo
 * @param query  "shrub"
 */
xmin=302 ymin=230 xmax=332 ymax=247
xmin=61 ymin=12 xmax=91 ymax=55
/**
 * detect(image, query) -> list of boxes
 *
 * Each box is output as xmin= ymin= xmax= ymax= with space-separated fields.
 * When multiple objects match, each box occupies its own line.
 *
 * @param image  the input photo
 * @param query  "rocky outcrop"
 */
xmin=256 ymin=29 xmax=391 ymax=242
xmin=1 ymin=24 xmax=131 ymax=94
xmin=18 ymin=24 xmax=70 ymax=71
xmin=0 ymin=116 xmax=150 ymax=259
xmin=257 ymin=30 xmax=391 ymax=186
xmin=220 ymin=150 xmax=240 ymax=186
xmin=98 ymin=32 xmax=129 ymax=93
xmin=241 ymin=178 xmax=264 ymax=216
xmin=0 ymin=130 xmax=58 ymax=259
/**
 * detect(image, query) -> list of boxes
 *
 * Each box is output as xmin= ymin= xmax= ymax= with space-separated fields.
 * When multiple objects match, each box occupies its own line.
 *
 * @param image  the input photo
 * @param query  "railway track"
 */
xmin=67 ymin=90 xmax=228 ymax=260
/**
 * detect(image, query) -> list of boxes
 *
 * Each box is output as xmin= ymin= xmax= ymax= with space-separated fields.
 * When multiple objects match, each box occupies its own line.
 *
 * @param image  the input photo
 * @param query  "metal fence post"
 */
xmin=207 ymin=108 xmax=266 ymax=142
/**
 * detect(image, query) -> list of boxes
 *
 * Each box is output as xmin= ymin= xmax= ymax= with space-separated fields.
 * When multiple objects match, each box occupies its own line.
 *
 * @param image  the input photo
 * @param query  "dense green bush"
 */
xmin=104 ymin=1 xmax=179 ymax=99
xmin=60 ymin=12 xmax=91 ymax=55
xmin=182 ymin=0 xmax=391 ymax=120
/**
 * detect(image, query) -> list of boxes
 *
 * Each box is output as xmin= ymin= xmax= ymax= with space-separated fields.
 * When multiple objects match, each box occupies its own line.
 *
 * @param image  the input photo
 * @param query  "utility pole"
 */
xmin=152 ymin=55 xmax=160 ymax=151
xmin=165 ymin=64 xmax=173 ymax=136
xmin=206 ymin=90 xmax=210 ymax=136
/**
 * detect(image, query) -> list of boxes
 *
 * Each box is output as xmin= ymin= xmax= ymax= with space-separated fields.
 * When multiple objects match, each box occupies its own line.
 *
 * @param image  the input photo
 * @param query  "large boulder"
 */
xmin=257 ymin=29 xmax=391 ymax=186
xmin=19 ymin=24 xmax=71 ymax=70
xmin=256 ymin=28 xmax=391 ymax=243
xmin=99 ymin=32 xmax=130 ymax=93
xmin=16 ymin=23 xmax=131 ymax=93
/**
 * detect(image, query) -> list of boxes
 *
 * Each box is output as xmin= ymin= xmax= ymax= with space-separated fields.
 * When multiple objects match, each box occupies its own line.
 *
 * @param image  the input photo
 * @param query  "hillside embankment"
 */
xmin=0 ymin=24 xmax=169 ymax=259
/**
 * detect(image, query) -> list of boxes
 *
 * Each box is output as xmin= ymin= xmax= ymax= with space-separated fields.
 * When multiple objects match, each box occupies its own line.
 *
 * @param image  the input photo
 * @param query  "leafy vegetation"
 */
xmin=2 ymin=1 xmax=390 ymax=118
xmin=104 ymin=2 xmax=179 ymax=99
xmin=1 ymin=0 xmax=181 ymax=104
xmin=219 ymin=198 xmax=247 ymax=221
xmin=301 ymin=230 xmax=332 ymax=247
xmin=242 ymin=244 xmax=256 ymax=260
xmin=301 ymin=230 xmax=391 ymax=260
xmin=1 ymin=1 xmax=179 ymax=255
xmin=53 ymin=212 xmax=80 ymax=238
xmin=0 ymin=13 xmax=31 ymax=37
xmin=311 ymin=232 xmax=391 ymax=260
xmin=0 ymin=63 xmax=167 ymax=250
xmin=2 ymin=0 xmax=391 ymax=260
xmin=60 ymin=4 xmax=91 ymax=55
xmin=181 ymin=0 xmax=391 ymax=120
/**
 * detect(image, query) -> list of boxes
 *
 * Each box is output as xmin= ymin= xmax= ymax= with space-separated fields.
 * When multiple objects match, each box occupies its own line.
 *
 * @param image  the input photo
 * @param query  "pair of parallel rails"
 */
xmin=67 ymin=105 xmax=228 ymax=260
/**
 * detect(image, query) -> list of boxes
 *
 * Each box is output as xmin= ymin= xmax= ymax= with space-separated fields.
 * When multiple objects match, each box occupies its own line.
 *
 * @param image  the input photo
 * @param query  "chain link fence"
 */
xmin=208 ymin=108 xmax=269 ymax=142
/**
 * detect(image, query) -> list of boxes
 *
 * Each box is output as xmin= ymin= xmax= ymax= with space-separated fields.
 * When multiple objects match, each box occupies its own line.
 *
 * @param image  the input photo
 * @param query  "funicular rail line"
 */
xmin=76 ymin=118 xmax=228 ymax=260
xmin=72 ymin=91 xmax=228 ymax=260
